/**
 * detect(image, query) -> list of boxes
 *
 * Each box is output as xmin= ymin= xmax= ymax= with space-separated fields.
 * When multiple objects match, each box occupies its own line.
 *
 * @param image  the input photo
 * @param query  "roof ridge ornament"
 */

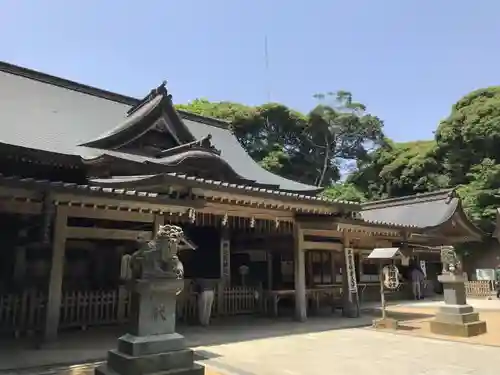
xmin=127 ymin=81 xmax=169 ymax=116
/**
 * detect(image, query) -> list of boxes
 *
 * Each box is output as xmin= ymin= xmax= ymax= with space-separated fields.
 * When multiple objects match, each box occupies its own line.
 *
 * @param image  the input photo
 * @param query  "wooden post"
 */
xmin=44 ymin=205 xmax=68 ymax=342
xmin=293 ymin=222 xmax=307 ymax=322
xmin=267 ymin=251 xmax=273 ymax=291
xmin=13 ymin=246 xmax=26 ymax=282
xmin=379 ymin=262 xmax=387 ymax=319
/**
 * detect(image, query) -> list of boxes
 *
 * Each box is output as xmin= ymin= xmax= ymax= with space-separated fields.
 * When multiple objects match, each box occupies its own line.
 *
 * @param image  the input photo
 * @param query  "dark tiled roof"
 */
xmin=360 ymin=189 xmax=458 ymax=228
xmin=0 ymin=174 xmax=161 ymax=200
xmin=0 ymin=61 xmax=320 ymax=193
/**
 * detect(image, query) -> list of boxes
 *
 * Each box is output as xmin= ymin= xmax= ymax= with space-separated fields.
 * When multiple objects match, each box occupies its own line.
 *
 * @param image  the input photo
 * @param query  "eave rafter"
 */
xmin=299 ymin=218 xmax=407 ymax=239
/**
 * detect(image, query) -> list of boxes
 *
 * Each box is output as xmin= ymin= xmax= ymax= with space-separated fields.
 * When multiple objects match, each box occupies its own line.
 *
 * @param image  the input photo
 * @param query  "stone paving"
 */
xmin=197 ymin=328 xmax=500 ymax=375
xmin=3 ymin=326 xmax=500 ymax=375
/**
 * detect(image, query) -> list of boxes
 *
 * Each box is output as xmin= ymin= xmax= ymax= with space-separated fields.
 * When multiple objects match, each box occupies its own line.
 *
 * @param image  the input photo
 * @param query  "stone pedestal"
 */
xmin=430 ymin=274 xmax=487 ymax=338
xmin=95 ymin=278 xmax=204 ymax=375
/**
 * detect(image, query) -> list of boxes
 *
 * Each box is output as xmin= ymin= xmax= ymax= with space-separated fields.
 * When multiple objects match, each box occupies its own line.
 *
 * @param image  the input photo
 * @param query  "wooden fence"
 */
xmin=0 ymin=285 xmax=259 ymax=336
xmin=0 ymin=289 xmax=45 ymax=336
xmin=465 ymin=280 xmax=495 ymax=298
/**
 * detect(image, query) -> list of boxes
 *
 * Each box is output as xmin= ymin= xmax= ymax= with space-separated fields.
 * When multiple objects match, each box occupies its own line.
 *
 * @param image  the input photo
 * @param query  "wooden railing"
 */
xmin=59 ymin=289 xmax=131 ymax=329
xmin=0 ymin=289 xmax=45 ymax=336
xmin=465 ymin=280 xmax=495 ymax=298
xmin=0 ymin=285 xmax=260 ymax=336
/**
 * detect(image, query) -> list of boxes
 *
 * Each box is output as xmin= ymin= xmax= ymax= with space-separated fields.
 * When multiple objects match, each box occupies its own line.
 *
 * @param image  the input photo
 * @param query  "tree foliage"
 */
xmin=178 ymin=86 xmax=500 ymax=233
xmin=177 ymin=92 xmax=384 ymax=187
xmin=349 ymin=139 xmax=448 ymax=199
xmin=351 ymin=86 xmax=500 ymax=233
xmin=435 ymin=87 xmax=500 ymax=185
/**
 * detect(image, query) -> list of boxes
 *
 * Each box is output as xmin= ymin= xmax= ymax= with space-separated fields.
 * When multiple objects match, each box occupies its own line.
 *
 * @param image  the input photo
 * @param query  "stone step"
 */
xmin=96 ymin=364 xmax=205 ymax=375
xmin=106 ymin=349 xmax=194 ymax=375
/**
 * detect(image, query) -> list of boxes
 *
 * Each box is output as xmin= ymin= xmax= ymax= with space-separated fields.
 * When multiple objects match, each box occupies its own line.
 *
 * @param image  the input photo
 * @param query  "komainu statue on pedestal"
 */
xmin=129 ymin=224 xmax=193 ymax=283
xmin=95 ymin=224 xmax=205 ymax=375
xmin=440 ymin=245 xmax=462 ymax=275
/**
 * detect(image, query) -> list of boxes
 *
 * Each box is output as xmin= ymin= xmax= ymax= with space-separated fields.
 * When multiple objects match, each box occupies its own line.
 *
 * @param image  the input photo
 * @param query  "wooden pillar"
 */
xmin=267 ymin=251 xmax=273 ymax=290
xmin=44 ymin=205 xmax=68 ymax=342
xmin=13 ymin=246 xmax=27 ymax=282
xmin=293 ymin=223 xmax=307 ymax=322
xmin=341 ymin=232 xmax=360 ymax=318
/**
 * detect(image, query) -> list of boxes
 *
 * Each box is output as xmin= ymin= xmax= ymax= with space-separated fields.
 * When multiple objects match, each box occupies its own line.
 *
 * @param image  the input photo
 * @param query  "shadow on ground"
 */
xmin=0 ymin=312 xmax=374 ymax=372
xmin=363 ymin=309 xmax=435 ymax=322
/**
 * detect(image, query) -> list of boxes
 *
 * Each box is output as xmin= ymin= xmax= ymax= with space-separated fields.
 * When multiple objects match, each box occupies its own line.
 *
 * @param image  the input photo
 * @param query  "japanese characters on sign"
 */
xmin=221 ymin=239 xmax=231 ymax=282
xmin=344 ymin=247 xmax=358 ymax=293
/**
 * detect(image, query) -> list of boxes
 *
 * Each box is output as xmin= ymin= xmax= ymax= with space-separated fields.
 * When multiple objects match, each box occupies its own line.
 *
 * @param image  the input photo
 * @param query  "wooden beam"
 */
xmin=66 ymin=227 xmax=152 ymax=241
xmin=196 ymin=189 xmax=342 ymax=213
xmin=53 ymin=192 xmax=202 ymax=213
xmin=0 ymin=186 xmax=40 ymax=200
xmin=303 ymin=241 xmax=342 ymax=251
xmin=0 ymin=200 xmax=42 ymax=215
xmin=335 ymin=220 xmax=404 ymax=236
xmin=299 ymin=218 xmax=405 ymax=237
xmin=299 ymin=220 xmax=337 ymax=230
xmin=205 ymin=201 xmax=295 ymax=217
xmin=301 ymin=228 xmax=343 ymax=238
xmin=66 ymin=206 xmax=155 ymax=222
xmin=200 ymin=202 xmax=294 ymax=220
xmin=44 ymin=205 xmax=68 ymax=342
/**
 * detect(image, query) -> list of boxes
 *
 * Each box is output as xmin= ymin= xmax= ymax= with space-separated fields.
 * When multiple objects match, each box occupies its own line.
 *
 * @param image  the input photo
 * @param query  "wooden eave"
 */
xmin=88 ymin=173 xmax=358 ymax=214
xmin=297 ymin=216 xmax=408 ymax=239
xmin=0 ymin=142 xmax=83 ymax=169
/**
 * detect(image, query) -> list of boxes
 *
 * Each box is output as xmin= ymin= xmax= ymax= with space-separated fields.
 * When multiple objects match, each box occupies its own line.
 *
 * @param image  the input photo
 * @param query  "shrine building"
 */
xmin=0 ymin=61 xmax=483 ymax=342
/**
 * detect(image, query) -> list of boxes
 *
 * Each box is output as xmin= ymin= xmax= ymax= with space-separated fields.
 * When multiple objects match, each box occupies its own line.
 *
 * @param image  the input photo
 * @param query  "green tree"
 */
xmin=321 ymin=182 xmax=367 ymax=202
xmin=348 ymin=139 xmax=447 ymax=199
xmin=457 ymin=159 xmax=500 ymax=232
xmin=178 ymin=93 xmax=383 ymax=187
xmin=435 ymin=87 xmax=500 ymax=185
xmin=305 ymin=91 xmax=385 ymax=186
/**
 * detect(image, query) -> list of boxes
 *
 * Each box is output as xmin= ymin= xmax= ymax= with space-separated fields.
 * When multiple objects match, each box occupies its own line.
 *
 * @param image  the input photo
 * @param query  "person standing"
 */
xmin=196 ymin=278 xmax=216 ymax=326
xmin=410 ymin=265 xmax=425 ymax=300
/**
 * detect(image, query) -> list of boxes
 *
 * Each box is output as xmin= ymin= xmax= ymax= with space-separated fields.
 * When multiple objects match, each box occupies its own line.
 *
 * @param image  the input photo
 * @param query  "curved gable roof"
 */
xmin=0 ymin=61 xmax=321 ymax=194
xmin=361 ymin=189 xmax=483 ymax=240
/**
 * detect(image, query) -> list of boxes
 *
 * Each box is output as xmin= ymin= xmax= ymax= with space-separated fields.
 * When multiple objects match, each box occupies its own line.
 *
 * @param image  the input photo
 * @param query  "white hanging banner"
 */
xmin=344 ymin=247 xmax=358 ymax=293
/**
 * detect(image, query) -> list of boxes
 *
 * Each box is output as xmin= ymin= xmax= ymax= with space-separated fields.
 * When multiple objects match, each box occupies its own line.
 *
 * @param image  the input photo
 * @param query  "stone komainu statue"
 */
xmin=129 ymin=224 xmax=187 ymax=280
xmin=440 ymin=246 xmax=462 ymax=275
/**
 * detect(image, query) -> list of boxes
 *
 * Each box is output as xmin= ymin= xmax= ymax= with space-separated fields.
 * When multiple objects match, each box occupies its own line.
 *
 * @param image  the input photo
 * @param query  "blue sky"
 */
xmin=0 ymin=0 xmax=498 ymax=142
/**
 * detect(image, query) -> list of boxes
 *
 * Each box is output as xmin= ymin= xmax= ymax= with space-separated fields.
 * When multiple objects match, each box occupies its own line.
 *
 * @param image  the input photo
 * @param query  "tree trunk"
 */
xmin=316 ymin=136 xmax=330 ymax=187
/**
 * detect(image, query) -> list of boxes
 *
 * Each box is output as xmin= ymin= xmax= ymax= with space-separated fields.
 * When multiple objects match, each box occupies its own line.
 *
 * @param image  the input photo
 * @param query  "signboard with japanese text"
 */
xmin=344 ymin=247 xmax=358 ymax=293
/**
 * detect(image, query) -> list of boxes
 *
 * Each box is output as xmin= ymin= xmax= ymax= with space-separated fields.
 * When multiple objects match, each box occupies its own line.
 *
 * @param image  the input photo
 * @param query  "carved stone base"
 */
xmin=430 ymin=304 xmax=487 ymax=338
xmin=372 ymin=317 xmax=398 ymax=330
xmin=95 ymin=333 xmax=204 ymax=375
xmin=96 ymin=280 xmax=204 ymax=375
